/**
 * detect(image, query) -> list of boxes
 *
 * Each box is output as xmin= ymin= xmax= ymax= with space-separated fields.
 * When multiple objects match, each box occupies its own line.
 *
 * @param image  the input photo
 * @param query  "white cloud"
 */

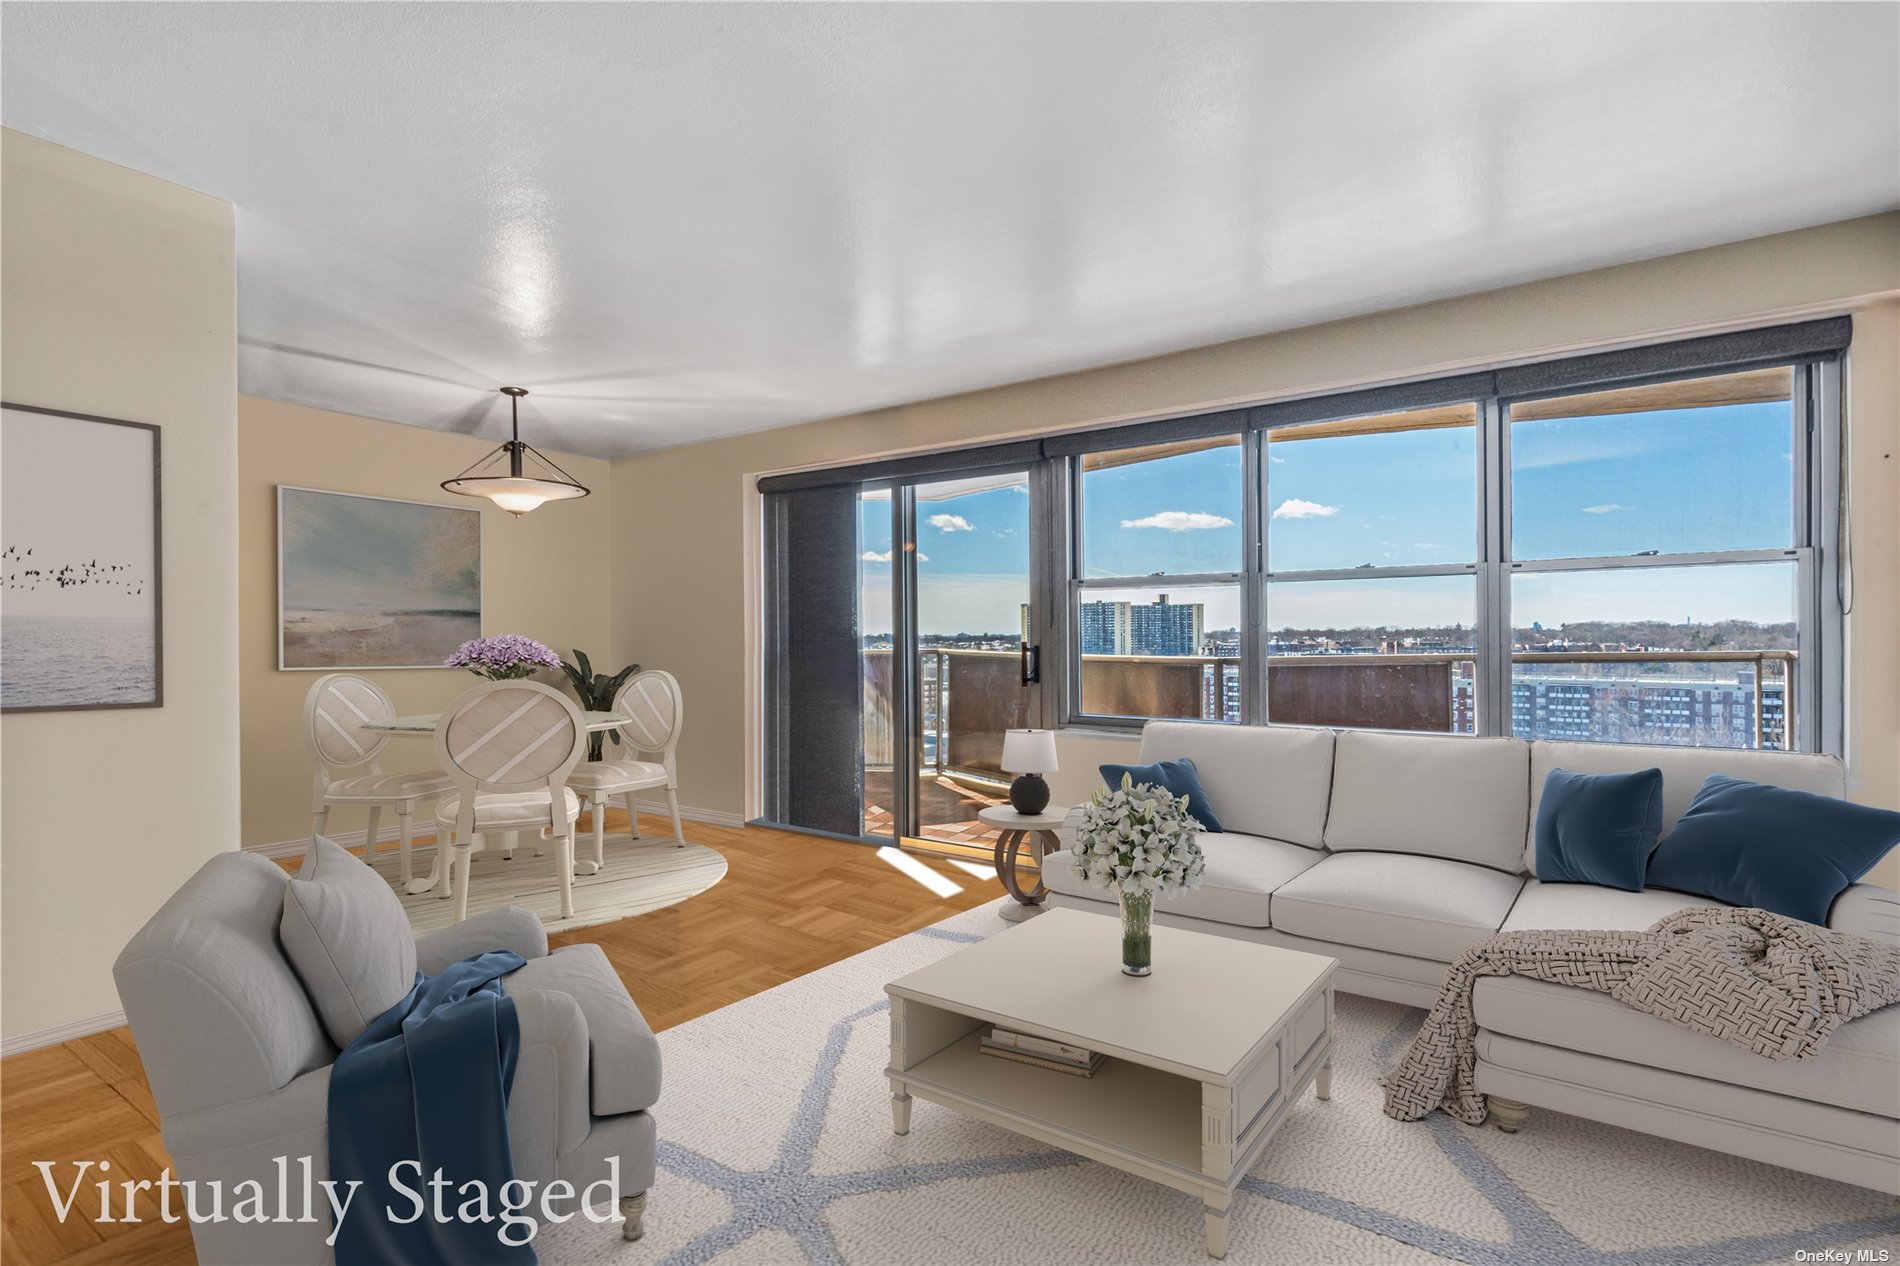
xmin=927 ymin=514 xmax=973 ymax=532
xmin=1413 ymin=543 xmax=1439 ymax=550
xmin=1272 ymin=498 xmax=1340 ymax=520
xmin=1268 ymin=454 xmax=1286 ymax=464
xmin=1581 ymin=503 xmax=1628 ymax=515
xmin=861 ymin=550 xmax=891 ymax=563
xmin=1119 ymin=511 xmax=1235 ymax=532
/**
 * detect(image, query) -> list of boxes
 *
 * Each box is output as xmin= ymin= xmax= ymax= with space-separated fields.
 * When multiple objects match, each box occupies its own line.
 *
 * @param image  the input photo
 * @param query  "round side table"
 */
xmin=978 ymin=804 xmax=1070 ymax=923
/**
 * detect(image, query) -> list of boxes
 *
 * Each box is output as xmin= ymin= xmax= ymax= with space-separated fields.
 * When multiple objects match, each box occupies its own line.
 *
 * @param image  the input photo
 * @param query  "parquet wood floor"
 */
xmin=0 ymin=812 xmax=1007 ymax=1265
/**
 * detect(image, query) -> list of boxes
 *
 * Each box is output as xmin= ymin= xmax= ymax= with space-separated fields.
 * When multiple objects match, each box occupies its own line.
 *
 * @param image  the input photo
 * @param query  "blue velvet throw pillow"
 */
xmin=1534 ymin=767 xmax=1665 ymax=892
xmin=1646 ymin=774 xmax=1900 ymax=925
xmin=1099 ymin=757 xmax=1224 ymax=833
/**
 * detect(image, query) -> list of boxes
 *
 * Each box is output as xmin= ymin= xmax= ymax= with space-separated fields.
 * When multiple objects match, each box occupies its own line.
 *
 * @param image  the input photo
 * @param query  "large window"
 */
xmin=1264 ymin=404 xmax=1481 ymax=734
xmin=1058 ymin=347 xmax=1839 ymax=751
xmin=1505 ymin=368 xmax=1808 ymax=750
xmin=1074 ymin=437 xmax=1245 ymax=722
xmin=763 ymin=320 xmax=1846 ymax=847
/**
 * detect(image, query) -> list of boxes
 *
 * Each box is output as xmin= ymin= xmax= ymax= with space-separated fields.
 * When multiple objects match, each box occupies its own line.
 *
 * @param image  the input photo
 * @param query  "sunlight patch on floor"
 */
xmin=875 ymin=846 xmax=962 ymax=898
xmin=941 ymin=857 xmax=996 ymax=880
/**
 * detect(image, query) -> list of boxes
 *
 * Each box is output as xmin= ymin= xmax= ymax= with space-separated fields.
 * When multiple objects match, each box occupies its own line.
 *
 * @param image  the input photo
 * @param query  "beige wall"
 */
xmin=237 ymin=397 xmax=615 ymax=847
xmin=1843 ymin=300 xmax=1900 ymax=892
xmin=1 ymin=131 xmax=240 ymax=1043
xmin=608 ymin=213 xmax=1900 ymax=888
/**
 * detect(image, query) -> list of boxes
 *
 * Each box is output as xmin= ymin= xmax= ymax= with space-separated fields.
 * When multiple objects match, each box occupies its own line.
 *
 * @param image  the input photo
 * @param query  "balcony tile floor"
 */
xmin=864 ymin=774 xmax=1009 ymax=847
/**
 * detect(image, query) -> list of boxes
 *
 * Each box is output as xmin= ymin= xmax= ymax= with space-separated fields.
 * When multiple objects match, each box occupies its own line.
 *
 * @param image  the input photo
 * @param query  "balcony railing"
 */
xmin=862 ymin=647 xmax=1797 ymax=783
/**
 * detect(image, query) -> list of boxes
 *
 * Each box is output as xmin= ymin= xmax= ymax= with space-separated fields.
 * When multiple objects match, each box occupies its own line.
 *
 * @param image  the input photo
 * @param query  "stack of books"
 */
xmin=978 ymin=1027 xmax=1107 ymax=1077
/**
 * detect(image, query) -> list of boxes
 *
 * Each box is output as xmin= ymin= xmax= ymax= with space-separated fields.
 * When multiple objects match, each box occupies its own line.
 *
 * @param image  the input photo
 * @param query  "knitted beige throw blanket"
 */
xmin=1382 ymin=906 xmax=1900 ymax=1125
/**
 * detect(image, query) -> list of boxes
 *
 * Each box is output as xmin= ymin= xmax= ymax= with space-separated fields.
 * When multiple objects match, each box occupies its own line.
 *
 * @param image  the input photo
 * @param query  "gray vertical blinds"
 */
xmin=761 ymin=486 xmax=864 ymax=837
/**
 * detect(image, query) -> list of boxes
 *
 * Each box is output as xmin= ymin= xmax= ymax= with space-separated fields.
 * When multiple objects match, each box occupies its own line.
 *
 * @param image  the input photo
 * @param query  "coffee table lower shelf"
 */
xmin=885 ymin=990 xmax=1333 ymax=1258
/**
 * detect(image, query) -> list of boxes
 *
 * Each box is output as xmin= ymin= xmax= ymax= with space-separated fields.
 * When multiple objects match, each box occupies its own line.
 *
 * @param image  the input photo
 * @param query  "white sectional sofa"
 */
xmin=1045 ymin=721 xmax=1900 ymax=1195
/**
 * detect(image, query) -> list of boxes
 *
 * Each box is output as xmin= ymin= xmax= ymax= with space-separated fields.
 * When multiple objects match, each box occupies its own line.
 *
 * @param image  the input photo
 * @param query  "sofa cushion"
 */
xmin=1041 ymin=831 xmax=1323 ymax=929
xmin=279 ymin=835 xmax=417 ymax=1049
xmin=1533 ymin=767 xmax=1664 ymax=892
xmin=1501 ymin=879 xmax=1721 ymax=934
xmin=1646 ymin=776 xmax=1900 ymax=925
xmin=504 ymin=943 xmax=660 ymax=1116
xmin=1525 ymin=741 xmax=1846 ymax=875
xmin=1270 ymin=852 xmax=1525 ymax=961
xmin=1829 ymin=883 xmax=1900 ymax=945
xmin=1324 ymin=731 xmax=1530 ymax=872
xmin=1485 ymin=876 xmax=1900 ymax=1117
xmin=1099 ymin=757 xmax=1224 ymax=832
xmin=1134 ymin=721 xmax=1334 ymax=847
xmin=1473 ymin=975 xmax=1900 ymax=1117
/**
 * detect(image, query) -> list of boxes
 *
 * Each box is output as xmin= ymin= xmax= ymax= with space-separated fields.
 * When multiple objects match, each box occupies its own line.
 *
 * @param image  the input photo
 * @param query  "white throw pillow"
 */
xmin=280 ymin=835 xmax=417 ymax=1048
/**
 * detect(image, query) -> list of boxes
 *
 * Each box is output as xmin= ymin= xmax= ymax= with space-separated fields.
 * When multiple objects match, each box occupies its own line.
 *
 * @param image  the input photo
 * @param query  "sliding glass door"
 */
xmin=860 ymin=468 xmax=1042 ymax=851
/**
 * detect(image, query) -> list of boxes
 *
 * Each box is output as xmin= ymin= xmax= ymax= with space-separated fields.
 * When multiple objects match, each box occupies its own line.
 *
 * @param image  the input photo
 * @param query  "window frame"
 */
xmin=1063 ymin=428 xmax=1256 ymax=730
xmin=1054 ymin=353 xmax=1843 ymax=752
xmin=1495 ymin=360 xmax=1834 ymax=752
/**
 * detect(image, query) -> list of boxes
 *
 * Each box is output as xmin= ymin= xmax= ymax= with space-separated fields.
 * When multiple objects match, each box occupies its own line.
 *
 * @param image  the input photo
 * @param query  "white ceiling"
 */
xmin=4 ymin=3 xmax=1896 ymax=459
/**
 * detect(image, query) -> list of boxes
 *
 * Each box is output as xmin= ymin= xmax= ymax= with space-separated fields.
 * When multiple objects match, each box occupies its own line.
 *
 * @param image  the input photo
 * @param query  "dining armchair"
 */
xmin=568 ymin=669 xmax=687 ymax=870
xmin=434 ymin=679 xmax=586 ymax=923
xmin=303 ymin=673 xmax=453 ymax=886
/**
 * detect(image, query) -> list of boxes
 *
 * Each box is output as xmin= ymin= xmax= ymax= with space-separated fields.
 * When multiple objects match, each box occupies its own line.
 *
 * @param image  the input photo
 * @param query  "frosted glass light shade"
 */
xmin=1001 ymin=728 xmax=1058 ymax=774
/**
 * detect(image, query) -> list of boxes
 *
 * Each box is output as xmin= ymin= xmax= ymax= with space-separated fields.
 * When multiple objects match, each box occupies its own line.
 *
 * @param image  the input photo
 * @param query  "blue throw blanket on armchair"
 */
xmin=329 ymin=949 xmax=533 ymax=1265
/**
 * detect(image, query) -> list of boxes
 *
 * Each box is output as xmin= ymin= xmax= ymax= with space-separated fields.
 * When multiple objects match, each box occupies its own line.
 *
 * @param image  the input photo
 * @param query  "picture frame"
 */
xmin=277 ymin=485 xmax=483 ymax=671
xmin=1 ymin=402 xmax=164 ymax=713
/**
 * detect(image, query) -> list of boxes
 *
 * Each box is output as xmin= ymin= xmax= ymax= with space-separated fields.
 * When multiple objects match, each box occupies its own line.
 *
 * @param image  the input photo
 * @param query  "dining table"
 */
xmin=362 ymin=709 xmax=630 ymax=895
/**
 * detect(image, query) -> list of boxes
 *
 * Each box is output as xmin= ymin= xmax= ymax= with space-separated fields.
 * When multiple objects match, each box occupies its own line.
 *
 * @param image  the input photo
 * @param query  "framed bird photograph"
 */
xmin=1 ymin=403 xmax=163 ymax=712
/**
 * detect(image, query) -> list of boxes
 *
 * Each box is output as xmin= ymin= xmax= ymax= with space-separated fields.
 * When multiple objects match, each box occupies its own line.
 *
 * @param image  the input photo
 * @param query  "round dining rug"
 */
xmin=369 ymin=833 xmax=728 ymax=935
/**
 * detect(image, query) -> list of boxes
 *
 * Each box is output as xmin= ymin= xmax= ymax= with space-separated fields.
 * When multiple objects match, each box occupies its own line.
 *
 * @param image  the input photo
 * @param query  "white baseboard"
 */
xmin=243 ymin=826 xmax=415 ymax=861
xmin=3 ymin=1009 xmax=128 ymax=1057
xmin=244 ymin=800 xmax=744 ymax=859
xmin=628 ymin=798 xmax=746 ymax=829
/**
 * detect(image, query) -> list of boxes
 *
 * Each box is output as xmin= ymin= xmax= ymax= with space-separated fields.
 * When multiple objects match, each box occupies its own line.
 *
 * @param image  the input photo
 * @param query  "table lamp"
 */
xmin=1000 ymin=728 xmax=1059 ymax=815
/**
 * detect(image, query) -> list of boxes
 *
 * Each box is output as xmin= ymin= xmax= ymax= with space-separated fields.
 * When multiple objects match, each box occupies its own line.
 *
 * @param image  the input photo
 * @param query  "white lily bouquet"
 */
xmin=1073 ymin=773 xmax=1207 ymax=976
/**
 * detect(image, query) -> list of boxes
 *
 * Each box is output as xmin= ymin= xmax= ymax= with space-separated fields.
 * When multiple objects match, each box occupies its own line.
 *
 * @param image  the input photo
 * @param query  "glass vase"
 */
xmin=1119 ymin=889 xmax=1153 ymax=977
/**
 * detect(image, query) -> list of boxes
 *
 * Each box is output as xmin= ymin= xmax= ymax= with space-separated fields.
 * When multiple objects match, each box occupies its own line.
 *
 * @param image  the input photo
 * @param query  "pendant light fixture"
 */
xmin=441 ymin=386 xmax=590 ymax=516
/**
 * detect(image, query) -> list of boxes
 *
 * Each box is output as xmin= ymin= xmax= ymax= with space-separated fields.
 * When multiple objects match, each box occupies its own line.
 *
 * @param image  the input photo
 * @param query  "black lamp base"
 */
xmin=1008 ymin=772 xmax=1051 ymax=815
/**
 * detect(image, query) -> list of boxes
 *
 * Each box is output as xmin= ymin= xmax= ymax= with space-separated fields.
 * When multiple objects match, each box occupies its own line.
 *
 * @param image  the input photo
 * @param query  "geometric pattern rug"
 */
xmin=366 ymin=835 xmax=727 ymax=936
xmin=537 ymin=900 xmax=1900 ymax=1265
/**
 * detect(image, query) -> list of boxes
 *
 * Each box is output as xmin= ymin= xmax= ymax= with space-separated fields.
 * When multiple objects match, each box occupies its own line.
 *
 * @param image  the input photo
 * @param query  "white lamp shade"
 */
xmin=1000 ymin=728 xmax=1058 ymax=774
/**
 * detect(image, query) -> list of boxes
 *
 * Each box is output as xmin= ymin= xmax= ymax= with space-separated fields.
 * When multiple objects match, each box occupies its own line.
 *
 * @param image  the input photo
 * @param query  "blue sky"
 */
xmin=857 ymin=400 xmax=1798 ymax=636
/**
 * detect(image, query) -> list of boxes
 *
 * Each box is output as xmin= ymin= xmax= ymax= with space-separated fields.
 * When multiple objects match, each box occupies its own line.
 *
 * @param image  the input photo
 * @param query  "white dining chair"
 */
xmin=303 ymin=673 xmax=453 ymax=886
xmin=433 ymin=679 xmax=587 ymax=924
xmin=568 ymin=669 xmax=687 ymax=871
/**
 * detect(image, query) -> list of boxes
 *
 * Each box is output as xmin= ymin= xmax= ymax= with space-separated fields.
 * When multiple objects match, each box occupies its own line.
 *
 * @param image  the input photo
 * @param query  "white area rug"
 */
xmin=537 ymin=900 xmax=1900 ymax=1265
xmin=369 ymin=835 xmax=727 ymax=935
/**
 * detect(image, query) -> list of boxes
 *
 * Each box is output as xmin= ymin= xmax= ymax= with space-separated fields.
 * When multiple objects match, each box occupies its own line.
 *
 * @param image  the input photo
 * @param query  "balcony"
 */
xmin=861 ymin=647 xmax=1796 ymax=841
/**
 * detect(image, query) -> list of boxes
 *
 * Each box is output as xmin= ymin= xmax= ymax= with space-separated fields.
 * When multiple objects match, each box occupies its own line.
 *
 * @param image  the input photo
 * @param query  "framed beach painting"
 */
xmin=278 ymin=486 xmax=482 ymax=670
xmin=1 ymin=403 xmax=163 ymax=713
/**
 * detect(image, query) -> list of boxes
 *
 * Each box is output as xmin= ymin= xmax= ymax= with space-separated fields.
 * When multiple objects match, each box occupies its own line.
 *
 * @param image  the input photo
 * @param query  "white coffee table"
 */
xmin=885 ymin=907 xmax=1336 ymax=1258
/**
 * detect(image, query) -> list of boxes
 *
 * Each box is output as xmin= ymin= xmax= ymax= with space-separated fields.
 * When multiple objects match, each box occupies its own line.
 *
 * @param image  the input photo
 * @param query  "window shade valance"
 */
xmin=753 ymin=317 xmax=1852 ymax=493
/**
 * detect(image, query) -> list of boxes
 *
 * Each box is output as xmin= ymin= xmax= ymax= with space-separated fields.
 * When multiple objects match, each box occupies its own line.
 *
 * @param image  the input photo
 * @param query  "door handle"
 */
xmin=1021 ymin=643 xmax=1041 ymax=686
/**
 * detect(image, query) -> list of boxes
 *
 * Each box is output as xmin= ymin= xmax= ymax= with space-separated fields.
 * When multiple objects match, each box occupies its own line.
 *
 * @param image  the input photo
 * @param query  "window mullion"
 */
xmin=1242 ymin=429 xmax=1265 ymax=725
xmin=1479 ymin=395 xmax=1509 ymax=738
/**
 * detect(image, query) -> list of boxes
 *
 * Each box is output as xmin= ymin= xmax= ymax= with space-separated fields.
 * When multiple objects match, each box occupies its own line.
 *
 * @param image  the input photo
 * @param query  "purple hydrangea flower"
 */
xmin=446 ymin=634 xmax=563 ymax=680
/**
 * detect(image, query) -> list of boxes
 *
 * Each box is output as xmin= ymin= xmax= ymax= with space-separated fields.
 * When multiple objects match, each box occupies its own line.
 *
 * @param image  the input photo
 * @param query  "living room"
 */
xmin=3 ymin=4 xmax=1899 ymax=1265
